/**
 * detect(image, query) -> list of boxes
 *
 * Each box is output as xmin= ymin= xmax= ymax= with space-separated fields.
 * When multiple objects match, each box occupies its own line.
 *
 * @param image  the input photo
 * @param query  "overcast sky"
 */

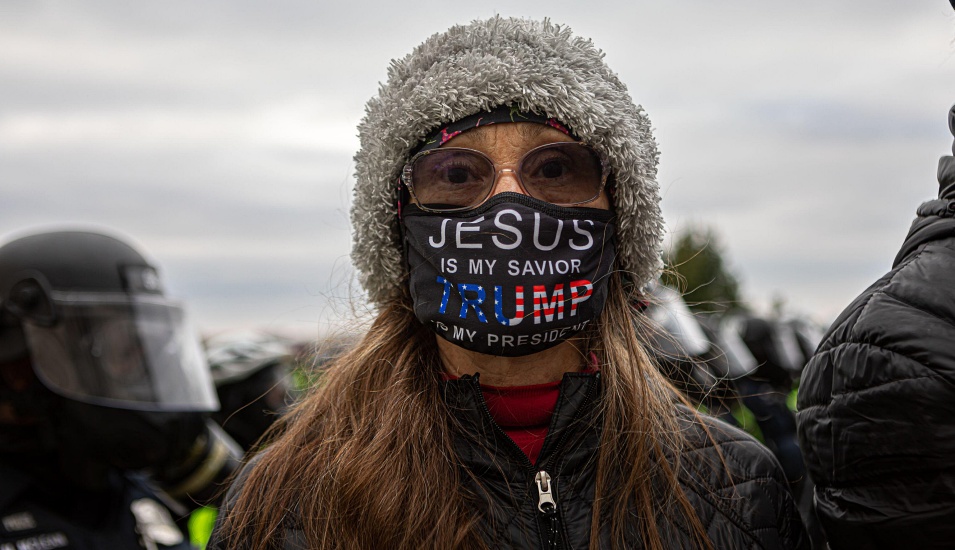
xmin=2 ymin=1 xmax=954 ymax=338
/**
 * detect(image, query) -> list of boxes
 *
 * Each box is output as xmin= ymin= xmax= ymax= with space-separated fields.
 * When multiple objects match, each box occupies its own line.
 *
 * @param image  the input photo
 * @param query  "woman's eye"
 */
xmin=540 ymin=160 xmax=567 ymax=179
xmin=529 ymin=156 xmax=574 ymax=181
xmin=446 ymin=167 xmax=470 ymax=184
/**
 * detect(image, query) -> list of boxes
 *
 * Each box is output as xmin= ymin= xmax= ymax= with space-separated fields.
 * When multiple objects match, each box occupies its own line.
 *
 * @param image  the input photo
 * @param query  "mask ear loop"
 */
xmin=395 ymin=177 xmax=411 ymax=274
xmin=396 ymin=177 xmax=406 ymax=221
xmin=606 ymin=171 xmax=618 ymax=208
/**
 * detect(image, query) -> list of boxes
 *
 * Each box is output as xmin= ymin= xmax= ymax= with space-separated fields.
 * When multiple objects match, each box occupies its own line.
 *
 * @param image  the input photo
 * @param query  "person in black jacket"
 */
xmin=210 ymin=17 xmax=807 ymax=549
xmin=797 ymin=104 xmax=955 ymax=549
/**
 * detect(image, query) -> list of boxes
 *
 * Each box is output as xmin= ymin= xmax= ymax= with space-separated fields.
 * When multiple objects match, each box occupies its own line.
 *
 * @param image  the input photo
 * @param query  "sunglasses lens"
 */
xmin=519 ymin=143 xmax=604 ymax=205
xmin=410 ymin=150 xmax=494 ymax=209
xmin=407 ymin=142 xmax=605 ymax=211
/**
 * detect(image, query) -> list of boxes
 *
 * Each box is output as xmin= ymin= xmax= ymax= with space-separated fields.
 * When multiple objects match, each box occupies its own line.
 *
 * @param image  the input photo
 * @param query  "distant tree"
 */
xmin=662 ymin=226 xmax=746 ymax=313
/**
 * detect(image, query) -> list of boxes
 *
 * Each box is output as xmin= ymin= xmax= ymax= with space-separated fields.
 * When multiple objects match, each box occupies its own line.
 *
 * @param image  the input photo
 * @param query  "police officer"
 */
xmin=0 ymin=230 xmax=237 ymax=549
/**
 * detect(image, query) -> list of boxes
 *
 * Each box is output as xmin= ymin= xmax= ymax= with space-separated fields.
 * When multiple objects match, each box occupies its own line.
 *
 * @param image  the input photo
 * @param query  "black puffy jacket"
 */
xmin=797 ymin=146 xmax=955 ymax=548
xmin=210 ymin=372 xmax=807 ymax=549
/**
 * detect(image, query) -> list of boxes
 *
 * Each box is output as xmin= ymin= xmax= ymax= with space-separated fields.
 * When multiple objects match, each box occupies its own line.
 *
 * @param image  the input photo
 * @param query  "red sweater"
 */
xmin=445 ymin=359 xmax=598 ymax=465
xmin=480 ymin=380 xmax=560 ymax=465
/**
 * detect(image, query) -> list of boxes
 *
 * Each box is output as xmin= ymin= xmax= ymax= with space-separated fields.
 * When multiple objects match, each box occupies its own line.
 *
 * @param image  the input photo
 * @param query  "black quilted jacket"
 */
xmin=797 ymin=151 xmax=955 ymax=549
xmin=210 ymin=372 xmax=807 ymax=549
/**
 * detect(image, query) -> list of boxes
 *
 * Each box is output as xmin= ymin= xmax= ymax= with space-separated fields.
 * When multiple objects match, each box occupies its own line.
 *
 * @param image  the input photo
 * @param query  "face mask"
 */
xmin=401 ymin=193 xmax=616 ymax=356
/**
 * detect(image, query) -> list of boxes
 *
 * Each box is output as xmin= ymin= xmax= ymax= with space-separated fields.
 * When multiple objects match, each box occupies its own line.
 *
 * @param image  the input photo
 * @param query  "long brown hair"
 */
xmin=218 ymin=272 xmax=712 ymax=549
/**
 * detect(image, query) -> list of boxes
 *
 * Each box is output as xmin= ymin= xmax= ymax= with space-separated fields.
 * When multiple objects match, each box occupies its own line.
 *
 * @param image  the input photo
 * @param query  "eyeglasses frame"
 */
xmin=400 ymin=141 xmax=611 ymax=213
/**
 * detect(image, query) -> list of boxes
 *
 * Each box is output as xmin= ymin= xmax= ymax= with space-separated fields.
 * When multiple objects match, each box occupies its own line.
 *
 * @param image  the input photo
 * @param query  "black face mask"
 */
xmin=402 ymin=193 xmax=616 ymax=356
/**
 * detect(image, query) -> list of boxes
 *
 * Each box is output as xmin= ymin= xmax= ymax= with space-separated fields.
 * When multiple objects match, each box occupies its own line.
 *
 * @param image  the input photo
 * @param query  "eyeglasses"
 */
xmin=401 ymin=142 xmax=610 ymax=213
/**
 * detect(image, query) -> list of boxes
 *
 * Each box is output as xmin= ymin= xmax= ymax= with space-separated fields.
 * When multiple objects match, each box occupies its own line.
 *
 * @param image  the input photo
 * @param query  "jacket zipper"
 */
xmin=533 ymin=374 xmax=598 ymax=549
xmin=469 ymin=379 xmax=559 ymax=548
xmin=536 ymin=470 xmax=561 ymax=550
xmin=469 ymin=374 xmax=599 ymax=550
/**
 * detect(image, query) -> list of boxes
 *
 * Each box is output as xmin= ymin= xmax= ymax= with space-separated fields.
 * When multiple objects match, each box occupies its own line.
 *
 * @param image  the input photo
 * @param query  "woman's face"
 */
xmin=404 ymin=120 xmax=617 ymax=368
xmin=438 ymin=122 xmax=611 ymax=210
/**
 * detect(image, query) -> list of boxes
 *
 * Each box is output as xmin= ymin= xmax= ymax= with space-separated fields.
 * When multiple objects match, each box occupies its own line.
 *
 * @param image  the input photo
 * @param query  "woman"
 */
xmin=210 ymin=17 xmax=807 ymax=549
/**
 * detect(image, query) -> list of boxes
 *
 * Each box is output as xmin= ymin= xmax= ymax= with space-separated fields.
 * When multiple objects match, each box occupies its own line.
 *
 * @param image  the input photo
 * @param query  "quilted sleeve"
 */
xmin=796 ymin=239 xmax=955 ymax=548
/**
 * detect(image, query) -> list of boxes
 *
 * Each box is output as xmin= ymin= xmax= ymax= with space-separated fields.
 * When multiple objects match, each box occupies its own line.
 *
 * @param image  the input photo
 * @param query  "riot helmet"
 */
xmin=0 ymin=230 xmax=217 ymax=413
xmin=715 ymin=314 xmax=760 ymax=379
xmin=643 ymin=282 xmax=711 ymax=360
xmin=640 ymin=282 xmax=733 ymax=404
xmin=0 ymin=230 xmax=219 ymax=475
xmin=731 ymin=314 xmax=797 ymax=391
xmin=204 ymin=330 xmax=295 ymax=450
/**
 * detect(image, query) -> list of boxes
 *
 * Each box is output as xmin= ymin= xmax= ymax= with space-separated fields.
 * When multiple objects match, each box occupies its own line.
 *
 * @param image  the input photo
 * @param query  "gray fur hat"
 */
xmin=352 ymin=16 xmax=664 ymax=306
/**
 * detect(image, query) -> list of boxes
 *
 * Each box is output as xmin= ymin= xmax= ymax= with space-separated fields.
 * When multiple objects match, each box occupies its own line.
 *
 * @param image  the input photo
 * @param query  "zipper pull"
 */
xmin=535 ymin=470 xmax=557 ymax=514
xmin=536 ymin=470 xmax=562 ymax=549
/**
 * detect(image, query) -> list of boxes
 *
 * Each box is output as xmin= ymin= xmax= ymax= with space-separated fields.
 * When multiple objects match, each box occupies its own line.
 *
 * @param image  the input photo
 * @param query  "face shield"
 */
xmin=645 ymin=284 xmax=711 ymax=359
xmin=772 ymin=322 xmax=806 ymax=374
xmin=717 ymin=316 xmax=759 ymax=379
xmin=20 ymin=290 xmax=218 ymax=412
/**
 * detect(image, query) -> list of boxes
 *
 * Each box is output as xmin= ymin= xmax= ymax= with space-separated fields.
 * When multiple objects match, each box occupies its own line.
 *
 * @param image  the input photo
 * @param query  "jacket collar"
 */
xmin=441 ymin=372 xmax=601 ymax=471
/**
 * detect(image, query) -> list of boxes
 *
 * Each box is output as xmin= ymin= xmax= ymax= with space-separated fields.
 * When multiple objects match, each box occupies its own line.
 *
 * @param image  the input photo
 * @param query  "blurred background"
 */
xmin=2 ymin=1 xmax=954 ymax=341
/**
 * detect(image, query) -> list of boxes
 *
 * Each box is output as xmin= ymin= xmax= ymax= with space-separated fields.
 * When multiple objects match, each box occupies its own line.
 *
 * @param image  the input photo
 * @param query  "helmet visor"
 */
xmin=717 ymin=316 xmax=759 ymax=379
xmin=646 ymin=284 xmax=710 ymax=358
xmin=22 ymin=291 xmax=218 ymax=411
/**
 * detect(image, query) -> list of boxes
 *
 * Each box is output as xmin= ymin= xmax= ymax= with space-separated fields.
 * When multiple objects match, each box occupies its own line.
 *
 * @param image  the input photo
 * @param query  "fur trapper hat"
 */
xmin=352 ymin=16 xmax=664 ymax=306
